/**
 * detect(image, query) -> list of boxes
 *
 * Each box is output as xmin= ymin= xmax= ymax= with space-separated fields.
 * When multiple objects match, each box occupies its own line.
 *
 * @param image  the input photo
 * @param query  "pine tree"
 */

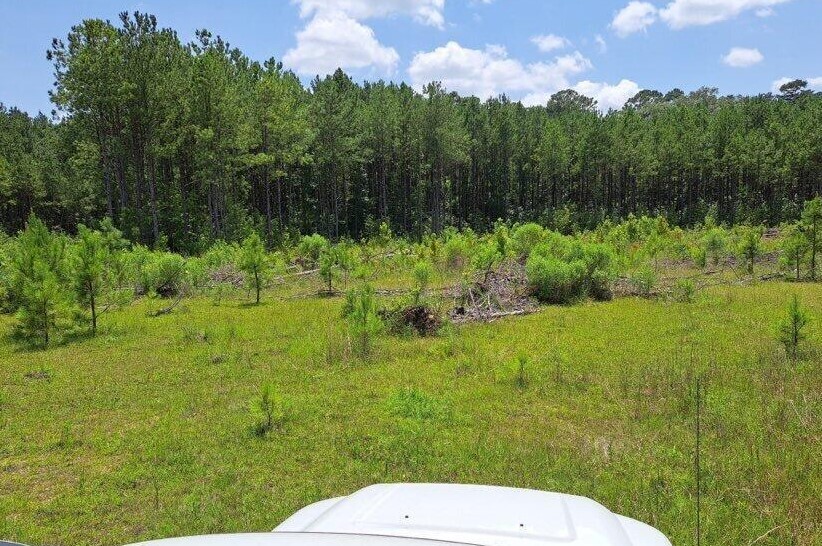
xmin=73 ymin=225 xmax=108 ymax=334
xmin=238 ymin=232 xmax=267 ymax=304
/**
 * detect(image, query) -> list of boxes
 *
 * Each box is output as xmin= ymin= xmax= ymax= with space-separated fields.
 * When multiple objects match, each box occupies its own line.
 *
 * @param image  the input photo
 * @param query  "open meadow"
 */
xmin=1 ymin=218 xmax=820 ymax=546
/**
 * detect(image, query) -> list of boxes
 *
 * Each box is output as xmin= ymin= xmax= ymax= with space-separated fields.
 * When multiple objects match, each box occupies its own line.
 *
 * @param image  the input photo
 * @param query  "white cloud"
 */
xmin=283 ymin=11 xmax=399 ymax=76
xmin=293 ymin=0 xmax=446 ymax=28
xmin=408 ymin=41 xmax=592 ymax=100
xmin=531 ymin=34 xmax=571 ymax=52
xmin=755 ymin=7 xmax=774 ymax=16
xmin=595 ymin=34 xmax=608 ymax=53
xmin=611 ymin=2 xmax=658 ymax=37
xmin=722 ymin=47 xmax=764 ymax=67
xmin=573 ymin=79 xmax=641 ymax=111
xmin=659 ymin=0 xmax=790 ymax=29
xmin=771 ymin=76 xmax=822 ymax=93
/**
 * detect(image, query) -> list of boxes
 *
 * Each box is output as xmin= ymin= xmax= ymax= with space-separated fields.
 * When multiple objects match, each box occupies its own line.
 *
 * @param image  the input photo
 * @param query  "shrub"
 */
xmin=443 ymin=231 xmax=471 ymax=270
xmin=250 ymin=383 xmax=289 ymax=436
xmin=777 ymin=294 xmax=810 ymax=360
xmin=578 ymin=243 xmax=616 ymax=301
xmin=702 ymin=227 xmax=727 ymax=267
xmin=471 ymin=242 xmax=502 ymax=283
xmin=673 ymin=278 xmax=696 ymax=303
xmin=630 ymin=264 xmax=657 ymax=296
xmin=297 ymin=233 xmax=329 ymax=267
xmin=511 ymin=223 xmax=546 ymax=258
xmin=525 ymin=252 xmax=586 ymax=304
xmin=143 ymin=253 xmax=186 ymax=296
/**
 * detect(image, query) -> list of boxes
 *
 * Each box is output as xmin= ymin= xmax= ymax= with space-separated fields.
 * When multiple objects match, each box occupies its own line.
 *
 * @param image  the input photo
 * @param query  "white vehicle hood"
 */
xmin=274 ymin=483 xmax=671 ymax=546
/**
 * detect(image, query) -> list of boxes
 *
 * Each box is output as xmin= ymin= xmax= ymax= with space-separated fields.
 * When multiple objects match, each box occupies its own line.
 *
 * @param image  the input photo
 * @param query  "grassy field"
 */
xmin=0 ymin=279 xmax=820 ymax=546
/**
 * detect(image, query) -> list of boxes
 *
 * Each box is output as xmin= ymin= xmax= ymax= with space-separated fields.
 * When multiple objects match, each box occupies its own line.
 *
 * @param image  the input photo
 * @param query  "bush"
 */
xmin=297 ymin=233 xmax=329 ymax=267
xmin=250 ymin=383 xmax=289 ymax=436
xmin=141 ymin=252 xmax=186 ymax=297
xmin=673 ymin=278 xmax=696 ymax=303
xmin=511 ymin=223 xmax=546 ymax=258
xmin=630 ymin=264 xmax=657 ymax=296
xmin=702 ymin=227 xmax=727 ymax=267
xmin=443 ymin=231 xmax=471 ymax=270
xmin=525 ymin=252 xmax=586 ymax=304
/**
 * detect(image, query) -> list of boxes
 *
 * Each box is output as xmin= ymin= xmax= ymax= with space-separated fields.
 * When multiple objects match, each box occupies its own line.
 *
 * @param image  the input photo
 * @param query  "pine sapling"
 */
xmin=777 ymin=294 xmax=810 ymax=360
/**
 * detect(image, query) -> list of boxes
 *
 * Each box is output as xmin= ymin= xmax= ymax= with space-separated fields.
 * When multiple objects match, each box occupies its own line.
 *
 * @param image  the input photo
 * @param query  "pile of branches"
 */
xmin=381 ymin=305 xmax=442 ymax=335
xmin=449 ymin=260 xmax=537 ymax=323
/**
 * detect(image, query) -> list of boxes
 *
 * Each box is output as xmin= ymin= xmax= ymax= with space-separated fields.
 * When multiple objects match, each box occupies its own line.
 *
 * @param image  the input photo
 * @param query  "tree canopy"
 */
xmin=1 ymin=12 xmax=820 ymax=251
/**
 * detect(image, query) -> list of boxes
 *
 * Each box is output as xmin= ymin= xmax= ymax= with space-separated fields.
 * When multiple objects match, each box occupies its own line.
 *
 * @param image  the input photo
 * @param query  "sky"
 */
xmin=1 ymin=0 xmax=821 ymax=115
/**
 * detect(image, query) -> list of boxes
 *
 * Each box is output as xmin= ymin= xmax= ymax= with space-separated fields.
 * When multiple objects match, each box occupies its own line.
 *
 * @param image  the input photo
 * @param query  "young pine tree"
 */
xmin=780 ymin=225 xmax=809 ymax=281
xmin=736 ymin=225 xmax=764 ymax=275
xmin=800 ymin=197 xmax=821 ymax=280
xmin=73 ymin=225 xmax=108 ymax=335
xmin=12 ymin=214 xmax=70 ymax=346
xmin=777 ymin=294 xmax=810 ymax=360
xmin=239 ymin=232 xmax=268 ymax=304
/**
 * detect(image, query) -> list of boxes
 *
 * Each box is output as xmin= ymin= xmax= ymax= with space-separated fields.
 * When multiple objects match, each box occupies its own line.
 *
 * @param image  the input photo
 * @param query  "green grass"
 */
xmin=0 ymin=281 xmax=820 ymax=546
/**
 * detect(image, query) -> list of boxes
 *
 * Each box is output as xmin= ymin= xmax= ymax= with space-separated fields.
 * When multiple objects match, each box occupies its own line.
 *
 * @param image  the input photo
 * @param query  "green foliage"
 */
xmin=630 ymin=264 xmax=657 ymax=296
xmin=471 ymin=242 xmax=502 ymax=282
xmin=673 ymin=278 xmax=696 ymax=303
xmin=777 ymin=294 xmax=810 ymax=359
xmin=495 ymin=354 xmax=530 ymax=390
xmin=442 ymin=231 xmax=472 ymax=270
xmin=780 ymin=225 xmax=809 ymax=281
xmin=139 ymin=252 xmax=186 ymax=297
xmin=800 ymin=196 xmax=821 ymax=280
xmin=386 ymin=387 xmax=447 ymax=420
xmin=72 ymin=225 xmax=109 ymax=334
xmin=735 ymin=225 xmax=764 ymax=275
xmin=249 ymin=383 xmax=289 ymax=436
xmin=526 ymin=252 xmax=586 ymax=304
xmin=297 ymin=234 xmax=329 ymax=267
xmin=701 ymin=227 xmax=727 ymax=267
xmin=411 ymin=260 xmax=433 ymax=305
xmin=238 ymin=232 xmax=267 ymax=304
xmin=526 ymin=239 xmax=615 ymax=303
xmin=10 ymin=214 xmax=71 ymax=345
xmin=344 ymin=283 xmax=383 ymax=357
xmin=511 ymin=222 xmax=546 ymax=258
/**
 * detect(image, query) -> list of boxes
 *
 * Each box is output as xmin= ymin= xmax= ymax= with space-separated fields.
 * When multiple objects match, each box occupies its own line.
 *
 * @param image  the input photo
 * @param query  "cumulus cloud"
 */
xmin=771 ymin=76 xmax=822 ymax=93
xmin=283 ymin=11 xmax=399 ymax=76
xmin=610 ymin=2 xmax=658 ymax=37
xmin=408 ymin=41 xmax=592 ymax=100
xmin=595 ymin=34 xmax=608 ymax=53
xmin=531 ymin=34 xmax=571 ymax=52
xmin=722 ymin=47 xmax=764 ymax=67
xmin=573 ymin=79 xmax=641 ymax=111
xmin=659 ymin=0 xmax=790 ymax=29
xmin=293 ymin=0 xmax=446 ymax=28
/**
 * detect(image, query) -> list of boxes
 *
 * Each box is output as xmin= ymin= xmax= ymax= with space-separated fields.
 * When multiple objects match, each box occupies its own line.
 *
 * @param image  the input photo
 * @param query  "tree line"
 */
xmin=1 ymin=12 xmax=820 ymax=252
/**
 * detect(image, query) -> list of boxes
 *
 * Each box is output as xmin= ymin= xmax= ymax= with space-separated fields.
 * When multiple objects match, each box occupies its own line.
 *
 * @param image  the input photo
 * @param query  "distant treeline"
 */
xmin=0 ymin=12 xmax=820 ymax=252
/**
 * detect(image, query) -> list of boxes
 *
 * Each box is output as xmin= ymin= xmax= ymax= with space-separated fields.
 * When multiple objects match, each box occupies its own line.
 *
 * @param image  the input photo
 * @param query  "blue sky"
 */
xmin=1 ymin=0 xmax=820 ymax=114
